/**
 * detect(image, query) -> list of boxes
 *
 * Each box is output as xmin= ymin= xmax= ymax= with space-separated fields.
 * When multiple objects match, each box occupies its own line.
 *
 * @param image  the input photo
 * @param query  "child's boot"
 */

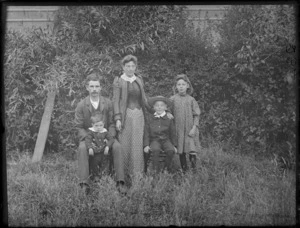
xmin=179 ymin=152 xmax=188 ymax=173
xmin=189 ymin=152 xmax=197 ymax=172
xmin=164 ymin=150 xmax=175 ymax=173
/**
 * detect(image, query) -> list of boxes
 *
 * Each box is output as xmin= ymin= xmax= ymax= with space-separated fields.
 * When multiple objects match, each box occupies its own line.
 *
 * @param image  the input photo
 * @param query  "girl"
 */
xmin=170 ymin=74 xmax=201 ymax=172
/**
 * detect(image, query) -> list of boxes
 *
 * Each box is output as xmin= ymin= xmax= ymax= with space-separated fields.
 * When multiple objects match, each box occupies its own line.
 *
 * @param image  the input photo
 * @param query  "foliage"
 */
xmin=5 ymin=5 xmax=186 ymax=155
xmin=193 ymin=5 xmax=296 ymax=169
xmin=7 ymin=145 xmax=296 ymax=226
xmin=5 ymin=5 xmax=296 ymax=171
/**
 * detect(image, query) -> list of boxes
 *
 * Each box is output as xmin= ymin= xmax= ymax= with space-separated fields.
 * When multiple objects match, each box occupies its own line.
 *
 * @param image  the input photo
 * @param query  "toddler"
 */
xmin=85 ymin=113 xmax=114 ymax=181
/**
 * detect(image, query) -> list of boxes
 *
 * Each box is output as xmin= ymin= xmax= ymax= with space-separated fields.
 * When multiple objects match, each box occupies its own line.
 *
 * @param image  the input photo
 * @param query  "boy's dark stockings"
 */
xmin=179 ymin=152 xmax=196 ymax=172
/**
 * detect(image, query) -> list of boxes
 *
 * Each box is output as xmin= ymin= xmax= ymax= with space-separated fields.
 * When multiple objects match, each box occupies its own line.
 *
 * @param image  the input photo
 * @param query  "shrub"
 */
xmin=5 ymin=5 xmax=296 ymax=171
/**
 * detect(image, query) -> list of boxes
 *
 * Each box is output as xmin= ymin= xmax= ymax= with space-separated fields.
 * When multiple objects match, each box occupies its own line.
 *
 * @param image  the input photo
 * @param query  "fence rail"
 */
xmin=5 ymin=6 xmax=227 ymax=33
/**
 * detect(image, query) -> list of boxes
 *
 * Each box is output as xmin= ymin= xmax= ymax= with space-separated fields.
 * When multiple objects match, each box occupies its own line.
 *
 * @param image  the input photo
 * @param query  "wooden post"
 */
xmin=32 ymin=90 xmax=56 ymax=162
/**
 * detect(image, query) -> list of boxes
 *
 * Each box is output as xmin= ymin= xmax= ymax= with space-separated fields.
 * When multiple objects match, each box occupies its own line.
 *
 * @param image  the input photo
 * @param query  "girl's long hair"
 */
xmin=172 ymin=74 xmax=194 ymax=95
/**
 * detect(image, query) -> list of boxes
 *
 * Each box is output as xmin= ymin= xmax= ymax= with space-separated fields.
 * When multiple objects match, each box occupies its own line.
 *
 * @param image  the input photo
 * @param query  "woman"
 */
xmin=113 ymin=55 xmax=150 ymax=183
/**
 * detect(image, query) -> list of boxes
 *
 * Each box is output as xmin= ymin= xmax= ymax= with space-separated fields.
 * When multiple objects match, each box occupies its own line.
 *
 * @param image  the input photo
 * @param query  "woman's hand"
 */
xmin=188 ymin=126 xmax=196 ymax=137
xmin=166 ymin=112 xmax=174 ymax=119
xmin=116 ymin=120 xmax=122 ymax=131
xmin=144 ymin=146 xmax=150 ymax=153
xmin=89 ymin=148 xmax=94 ymax=156
xmin=174 ymin=147 xmax=178 ymax=154
xmin=104 ymin=146 xmax=109 ymax=155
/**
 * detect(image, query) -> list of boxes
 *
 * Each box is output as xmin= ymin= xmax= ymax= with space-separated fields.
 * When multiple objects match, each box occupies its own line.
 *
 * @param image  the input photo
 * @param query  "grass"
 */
xmin=6 ymin=143 xmax=296 ymax=226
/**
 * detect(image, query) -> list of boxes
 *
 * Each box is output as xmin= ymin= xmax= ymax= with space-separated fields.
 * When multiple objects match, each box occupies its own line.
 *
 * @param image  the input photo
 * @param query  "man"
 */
xmin=75 ymin=73 xmax=125 ymax=193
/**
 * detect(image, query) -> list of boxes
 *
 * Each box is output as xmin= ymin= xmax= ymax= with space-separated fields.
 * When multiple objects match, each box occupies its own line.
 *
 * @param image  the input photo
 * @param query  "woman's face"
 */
xmin=122 ymin=61 xmax=136 ymax=77
xmin=176 ymin=79 xmax=189 ymax=94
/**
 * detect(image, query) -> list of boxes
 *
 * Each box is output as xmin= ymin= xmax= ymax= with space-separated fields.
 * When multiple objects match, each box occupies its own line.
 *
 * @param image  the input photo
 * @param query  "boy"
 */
xmin=85 ymin=113 xmax=114 ymax=181
xmin=143 ymin=96 xmax=177 ymax=174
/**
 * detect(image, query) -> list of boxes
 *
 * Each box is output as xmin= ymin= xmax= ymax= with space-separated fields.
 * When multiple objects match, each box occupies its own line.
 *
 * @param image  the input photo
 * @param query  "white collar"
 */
xmin=154 ymin=111 xmax=166 ymax=118
xmin=88 ymin=127 xmax=107 ymax=133
xmin=121 ymin=73 xmax=137 ymax=83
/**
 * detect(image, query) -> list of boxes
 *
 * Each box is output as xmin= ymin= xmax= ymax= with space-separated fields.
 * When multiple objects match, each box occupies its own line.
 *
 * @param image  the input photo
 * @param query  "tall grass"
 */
xmin=7 ymin=143 xmax=296 ymax=226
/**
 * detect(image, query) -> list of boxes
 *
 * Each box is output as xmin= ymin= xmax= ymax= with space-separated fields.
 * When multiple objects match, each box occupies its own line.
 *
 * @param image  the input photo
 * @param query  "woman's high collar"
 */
xmin=121 ymin=73 xmax=136 ymax=83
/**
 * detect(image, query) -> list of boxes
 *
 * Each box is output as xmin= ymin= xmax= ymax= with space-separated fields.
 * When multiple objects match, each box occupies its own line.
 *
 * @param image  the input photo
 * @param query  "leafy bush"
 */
xmin=214 ymin=5 xmax=296 ymax=168
xmin=5 ymin=5 xmax=296 ymax=171
xmin=5 ymin=5 xmax=187 ymax=155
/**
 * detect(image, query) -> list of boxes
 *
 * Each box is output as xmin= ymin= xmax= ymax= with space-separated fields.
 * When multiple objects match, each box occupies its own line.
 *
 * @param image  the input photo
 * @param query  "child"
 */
xmin=143 ymin=96 xmax=177 ymax=174
xmin=170 ymin=74 xmax=201 ymax=172
xmin=85 ymin=113 xmax=114 ymax=181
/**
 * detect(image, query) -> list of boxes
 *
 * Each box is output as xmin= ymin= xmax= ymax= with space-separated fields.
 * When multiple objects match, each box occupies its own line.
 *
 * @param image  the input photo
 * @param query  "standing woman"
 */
xmin=113 ymin=55 xmax=149 ymax=183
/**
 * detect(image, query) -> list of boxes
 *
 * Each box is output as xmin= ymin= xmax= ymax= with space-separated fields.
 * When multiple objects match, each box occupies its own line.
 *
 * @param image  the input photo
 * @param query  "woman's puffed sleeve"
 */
xmin=112 ymin=77 xmax=121 ymax=122
xmin=192 ymin=97 xmax=201 ymax=127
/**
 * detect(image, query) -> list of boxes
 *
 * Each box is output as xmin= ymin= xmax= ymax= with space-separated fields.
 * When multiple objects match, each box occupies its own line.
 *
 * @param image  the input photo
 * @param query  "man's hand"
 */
xmin=104 ymin=146 xmax=109 ymax=155
xmin=188 ymin=126 xmax=196 ymax=137
xmin=166 ymin=112 xmax=174 ymax=119
xmin=89 ymin=148 xmax=94 ymax=156
xmin=116 ymin=120 xmax=122 ymax=131
xmin=144 ymin=146 xmax=150 ymax=153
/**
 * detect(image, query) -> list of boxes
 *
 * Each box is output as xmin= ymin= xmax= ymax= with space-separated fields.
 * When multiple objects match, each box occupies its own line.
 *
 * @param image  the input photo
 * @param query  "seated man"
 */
xmin=75 ymin=73 xmax=125 ymax=193
xmin=143 ymin=96 xmax=177 ymax=174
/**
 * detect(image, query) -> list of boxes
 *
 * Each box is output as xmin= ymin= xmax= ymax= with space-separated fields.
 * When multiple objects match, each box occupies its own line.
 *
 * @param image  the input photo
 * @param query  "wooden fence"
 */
xmin=5 ymin=5 xmax=227 ymax=33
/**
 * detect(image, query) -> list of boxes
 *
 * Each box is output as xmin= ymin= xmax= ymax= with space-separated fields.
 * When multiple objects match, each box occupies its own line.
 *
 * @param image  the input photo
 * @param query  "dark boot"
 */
xmin=116 ymin=181 xmax=127 ymax=196
xmin=152 ymin=150 xmax=161 ymax=174
xmin=189 ymin=153 xmax=197 ymax=171
xmin=179 ymin=153 xmax=188 ymax=173
xmin=164 ymin=150 xmax=175 ymax=173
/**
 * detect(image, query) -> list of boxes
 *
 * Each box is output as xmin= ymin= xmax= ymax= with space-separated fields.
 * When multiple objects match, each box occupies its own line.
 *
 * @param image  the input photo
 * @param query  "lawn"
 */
xmin=6 ymin=143 xmax=296 ymax=226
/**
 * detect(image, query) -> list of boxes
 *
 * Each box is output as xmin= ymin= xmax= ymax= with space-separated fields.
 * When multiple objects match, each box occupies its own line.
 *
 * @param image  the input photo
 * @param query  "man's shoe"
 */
xmin=79 ymin=183 xmax=90 ymax=195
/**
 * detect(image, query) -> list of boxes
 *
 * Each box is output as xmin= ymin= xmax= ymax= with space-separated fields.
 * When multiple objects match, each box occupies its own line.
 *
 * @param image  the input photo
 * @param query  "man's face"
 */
xmin=86 ymin=80 xmax=101 ymax=98
xmin=153 ymin=101 xmax=167 ymax=115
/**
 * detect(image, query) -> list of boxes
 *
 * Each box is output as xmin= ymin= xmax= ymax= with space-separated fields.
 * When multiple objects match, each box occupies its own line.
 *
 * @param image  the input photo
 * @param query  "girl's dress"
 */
xmin=170 ymin=93 xmax=201 ymax=154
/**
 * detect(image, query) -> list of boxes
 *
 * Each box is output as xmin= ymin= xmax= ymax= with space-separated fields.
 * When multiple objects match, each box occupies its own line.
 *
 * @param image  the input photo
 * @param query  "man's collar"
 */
xmin=85 ymin=96 xmax=104 ymax=113
xmin=88 ymin=127 xmax=107 ymax=133
xmin=121 ymin=73 xmax=136 ymax=83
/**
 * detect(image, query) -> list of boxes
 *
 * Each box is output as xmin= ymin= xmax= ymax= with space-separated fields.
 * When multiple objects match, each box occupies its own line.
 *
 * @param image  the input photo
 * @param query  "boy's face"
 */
xmin=86 ymin=80 xmax=101 ymax=98
xmin=93 ymin=121 xmax=104 ymax=132
xmin=153 ymin=101 xmax=167 ymax=114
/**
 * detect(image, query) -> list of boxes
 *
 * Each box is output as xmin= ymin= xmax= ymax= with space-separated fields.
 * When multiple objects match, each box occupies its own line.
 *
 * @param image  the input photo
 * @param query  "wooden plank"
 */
xmin=32 ymin=90 xmax=56 ymax=162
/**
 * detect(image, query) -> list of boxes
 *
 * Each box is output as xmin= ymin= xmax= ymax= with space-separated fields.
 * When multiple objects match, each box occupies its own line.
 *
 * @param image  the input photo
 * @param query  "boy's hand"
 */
xmin=166 ymin=112 xmax=174 ymax=120
xmin=116 ymin=120 xmax=122 ymax=131
xmin=104 ymin=146 xmax=109 ymax=155
xmin=89 ymin=148 xmax=94 ymax=156
xmin=174 ymin=147 xmax=178 ymax=154
xmin=188 ymin=126 xmax=196 ymax=137
xmin=144 ymin=146 xmax=150 ymax=153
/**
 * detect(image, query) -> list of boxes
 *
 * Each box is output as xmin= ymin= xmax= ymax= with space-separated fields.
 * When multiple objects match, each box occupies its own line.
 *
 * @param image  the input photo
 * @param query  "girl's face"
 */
xmin=122 ymin=61 xmax=136 ymax=77
xmin=176 ymin=79 xmax=189 ymax=94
